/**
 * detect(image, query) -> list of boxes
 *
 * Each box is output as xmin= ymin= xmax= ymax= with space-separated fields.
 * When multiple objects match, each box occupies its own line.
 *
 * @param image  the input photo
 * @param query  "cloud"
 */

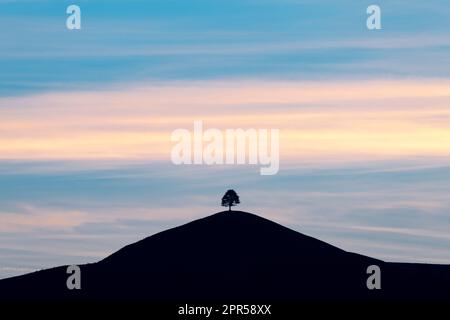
xmin=2 ymin=0 xmax=450 ymax=96
xmin=0 ymin=79 xmax=450 ymax=163
xmin=0 ymin=203 xmax=212 ymax=233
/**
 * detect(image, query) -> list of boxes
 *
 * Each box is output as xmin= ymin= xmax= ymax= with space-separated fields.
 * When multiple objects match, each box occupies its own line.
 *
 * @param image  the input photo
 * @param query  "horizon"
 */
xmin=1 ymin=0 xmax=450 ymax=280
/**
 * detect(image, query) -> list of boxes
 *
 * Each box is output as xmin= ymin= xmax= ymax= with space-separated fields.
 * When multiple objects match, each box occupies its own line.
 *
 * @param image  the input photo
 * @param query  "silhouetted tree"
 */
xmin=221 ymin=189 xmax=240 ymax=212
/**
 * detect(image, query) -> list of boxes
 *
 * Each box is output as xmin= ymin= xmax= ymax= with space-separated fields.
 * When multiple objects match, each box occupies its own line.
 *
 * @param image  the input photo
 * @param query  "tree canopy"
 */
xmin=221 ymin=189 xmax=240 ymax=211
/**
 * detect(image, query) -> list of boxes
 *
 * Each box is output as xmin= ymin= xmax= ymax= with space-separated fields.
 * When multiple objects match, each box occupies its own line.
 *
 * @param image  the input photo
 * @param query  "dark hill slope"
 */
xmin=1 ymin=211 xmax=449 ymax=299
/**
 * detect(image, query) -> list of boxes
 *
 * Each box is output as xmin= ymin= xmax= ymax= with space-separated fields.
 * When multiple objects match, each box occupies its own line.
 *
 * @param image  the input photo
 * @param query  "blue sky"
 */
xmin=1 ymin=0 xmax=450 ymax=95
xmin=1 ymin=0 xmax=450 ymax=279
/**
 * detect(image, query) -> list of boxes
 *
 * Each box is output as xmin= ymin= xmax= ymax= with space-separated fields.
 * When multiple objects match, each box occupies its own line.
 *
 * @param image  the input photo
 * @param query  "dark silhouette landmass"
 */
xmin=0 ymin=211 xmax=449 ymax=299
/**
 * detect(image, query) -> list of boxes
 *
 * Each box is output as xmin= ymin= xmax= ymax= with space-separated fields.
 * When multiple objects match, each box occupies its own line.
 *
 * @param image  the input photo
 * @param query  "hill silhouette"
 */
xmin=1 ymin=211 xmax=449 ymax=299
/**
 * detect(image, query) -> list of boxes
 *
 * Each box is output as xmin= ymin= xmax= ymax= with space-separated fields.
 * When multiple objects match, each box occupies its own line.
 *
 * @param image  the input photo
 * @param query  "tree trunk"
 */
xmin=229 ymin=205 xmax=231 ymax=212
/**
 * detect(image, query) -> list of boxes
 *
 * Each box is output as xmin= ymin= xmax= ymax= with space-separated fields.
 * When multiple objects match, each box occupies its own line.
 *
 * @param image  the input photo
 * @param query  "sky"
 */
xmin=1 ymin=0 xmax=450 ymax=279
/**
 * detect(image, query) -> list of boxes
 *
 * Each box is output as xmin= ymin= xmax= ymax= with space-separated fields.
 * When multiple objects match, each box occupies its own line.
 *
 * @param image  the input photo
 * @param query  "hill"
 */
xmin=1 ymin=211 xmax=449 ymax=299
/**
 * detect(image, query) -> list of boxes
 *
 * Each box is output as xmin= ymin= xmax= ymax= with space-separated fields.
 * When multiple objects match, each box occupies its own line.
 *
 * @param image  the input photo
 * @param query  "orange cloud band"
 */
xmin=0 ymin=79 xmax=449 ymax=163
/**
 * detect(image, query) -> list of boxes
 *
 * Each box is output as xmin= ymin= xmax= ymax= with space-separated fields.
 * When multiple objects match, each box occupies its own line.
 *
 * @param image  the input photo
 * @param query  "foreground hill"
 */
xmin=1 ymin=211 xmax=449 ymax=299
